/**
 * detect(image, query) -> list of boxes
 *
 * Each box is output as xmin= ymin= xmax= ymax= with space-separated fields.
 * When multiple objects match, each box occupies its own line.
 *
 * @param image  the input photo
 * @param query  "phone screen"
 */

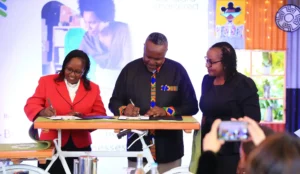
xmin=217 ymin=121 xmax=249 ymax=141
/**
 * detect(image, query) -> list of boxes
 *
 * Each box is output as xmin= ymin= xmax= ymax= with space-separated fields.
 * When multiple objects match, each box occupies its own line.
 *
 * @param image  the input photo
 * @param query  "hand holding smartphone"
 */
xmin=217 ymin=121 xmax=249 ymax=141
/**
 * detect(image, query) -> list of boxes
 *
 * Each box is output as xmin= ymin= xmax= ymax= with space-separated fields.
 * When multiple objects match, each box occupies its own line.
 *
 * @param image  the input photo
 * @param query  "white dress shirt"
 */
xmin=64 ymin=79 xmax=80 ymax=103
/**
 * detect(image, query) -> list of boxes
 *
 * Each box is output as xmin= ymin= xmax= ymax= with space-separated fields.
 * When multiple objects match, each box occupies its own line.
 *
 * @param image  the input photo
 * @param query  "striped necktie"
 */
xmin=150 ymin=71 xmax=156 ymax=160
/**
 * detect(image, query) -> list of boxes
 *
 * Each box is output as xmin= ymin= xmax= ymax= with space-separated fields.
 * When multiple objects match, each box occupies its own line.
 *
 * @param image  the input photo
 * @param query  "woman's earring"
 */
xmin=224 ymin=66 xmax=226 ymax=70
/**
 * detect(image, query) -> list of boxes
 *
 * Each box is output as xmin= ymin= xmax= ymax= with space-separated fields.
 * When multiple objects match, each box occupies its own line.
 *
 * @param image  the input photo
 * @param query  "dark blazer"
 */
xmin=200 ymin=73 xmax=261 ymax=155
xmin=109 ymin=58 xmax=199 ymax=163
xmin=24 ymin=74 xmax=107 ymax=148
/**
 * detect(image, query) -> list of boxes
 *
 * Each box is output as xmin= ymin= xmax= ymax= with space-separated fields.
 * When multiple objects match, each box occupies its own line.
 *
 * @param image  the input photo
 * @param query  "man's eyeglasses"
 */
xmin=65 ymin=67 xmax=83 ymax=75
xmin=204 ymin=56 xmax=222 ymax=67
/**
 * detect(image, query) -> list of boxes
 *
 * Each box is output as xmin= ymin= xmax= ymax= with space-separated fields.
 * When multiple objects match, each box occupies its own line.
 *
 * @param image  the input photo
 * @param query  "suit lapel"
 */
xmin=73 ymin=80 xmax=88 ymax=105
xmin=55 ymin=80 xmax=72 ymax=106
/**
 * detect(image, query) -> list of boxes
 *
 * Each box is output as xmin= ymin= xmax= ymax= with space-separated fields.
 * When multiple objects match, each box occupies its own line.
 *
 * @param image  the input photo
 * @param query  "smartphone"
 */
xmin=217 ymin=121 xmax=249 ymax=141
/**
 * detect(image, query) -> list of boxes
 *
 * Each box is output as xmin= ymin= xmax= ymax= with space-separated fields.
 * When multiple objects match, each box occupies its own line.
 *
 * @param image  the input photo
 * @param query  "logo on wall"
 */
xmin=0 ymin=0 xmax=7 ymax=17
xmin=215 ymin=1 xmax=245 ymax=39
xmin=220 ymin=2 xmax=241 ymax=23
xmin=275 ymin=4 xmax=300 ymax=32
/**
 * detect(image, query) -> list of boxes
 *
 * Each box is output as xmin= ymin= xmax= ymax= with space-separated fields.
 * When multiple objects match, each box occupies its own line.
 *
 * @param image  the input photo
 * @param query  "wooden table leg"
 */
xmin=11 ymin=159 xmax=21 ymax=164
xmin=184 ymin=129 xmax=192 ymax=133
xmin=38 ymin=158 xmax=47 ymax=164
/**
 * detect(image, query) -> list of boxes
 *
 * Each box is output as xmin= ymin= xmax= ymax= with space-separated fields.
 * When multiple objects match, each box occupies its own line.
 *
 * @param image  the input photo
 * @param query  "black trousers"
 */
xmin=201 ymin=122 xmax=240 ymax=174
xmin=216 ymin=154 xmax=240 ymax=174
xmin=38 ymin=137 xmax=91 ymax=174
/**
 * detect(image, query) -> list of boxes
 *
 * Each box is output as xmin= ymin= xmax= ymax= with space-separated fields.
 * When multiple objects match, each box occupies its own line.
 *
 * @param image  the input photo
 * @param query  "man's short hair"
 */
xmin=242 ymin=125 xmax=275 ymax=158
xmin=146 ymin=32 xmax=168 ymax=45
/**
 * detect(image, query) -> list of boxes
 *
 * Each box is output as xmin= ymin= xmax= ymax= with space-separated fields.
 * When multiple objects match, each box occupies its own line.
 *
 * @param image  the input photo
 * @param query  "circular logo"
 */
xmin=275 ymin=4 xmax=300 ymax=32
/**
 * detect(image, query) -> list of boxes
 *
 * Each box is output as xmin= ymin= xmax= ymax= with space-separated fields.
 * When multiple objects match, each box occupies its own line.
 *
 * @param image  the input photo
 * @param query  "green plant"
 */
xmin=263 ymin=79 xmax=270 ymax=86
xmin=243 ymin=69 xmax=250 ymax=77
xmin=271 ymin=76 xmax=284 ymax=98
xmin=271 ymin=52 xmax=284 ymax=74
xmin=273 ymin=105 xmax=283 ymax=120
xmin=260 ymin=100 xmax=269 ymax=109
xmin=253 ymin=78 xmax=263 ymax=97
xmin=257 ymin=77 xmax=283 ymax=98
xmin=262 ymin=52 xmax=272 ymax=67
xmin=260 ymin=100 xmax=283 ymax=120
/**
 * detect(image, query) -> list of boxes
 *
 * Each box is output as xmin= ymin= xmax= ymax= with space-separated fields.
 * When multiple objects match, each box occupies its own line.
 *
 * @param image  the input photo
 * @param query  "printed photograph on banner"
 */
xmin=40 ymin=0 xmax=133 ymax=117
xmin=215 ymin=0 xmax=246 ymax=48
xmin=0 ymin=0 xmax=208 ymax=171
xmin=41 ymin=0 xmax=132 ymax=80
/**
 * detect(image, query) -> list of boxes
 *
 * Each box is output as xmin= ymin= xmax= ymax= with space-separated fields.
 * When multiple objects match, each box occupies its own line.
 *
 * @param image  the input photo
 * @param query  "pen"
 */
xmin=129 ymin=99 xmax=140 ymax=116
xmin=129 ymin=99 xmax=135 ymax=106
xmin=47 ymin=98 xmax=56 ymax=117
xmin=47 ymin=98 xmax=53 ymax=108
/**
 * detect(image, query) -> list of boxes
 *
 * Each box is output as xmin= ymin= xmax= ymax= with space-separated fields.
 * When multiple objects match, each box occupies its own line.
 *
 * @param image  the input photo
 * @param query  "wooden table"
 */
xmin=0 ymin=146 xmax=54 ymax=164
xmin=34 ymin=116 xmax=200 ymax=174
xmin=34 ymin=116 xmax=200 ymax=130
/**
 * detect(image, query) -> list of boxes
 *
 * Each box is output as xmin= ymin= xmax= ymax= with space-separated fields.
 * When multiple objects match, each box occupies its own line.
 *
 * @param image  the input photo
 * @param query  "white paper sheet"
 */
xmin=118 ymin=116 xmax=149 ymax=120
xmin=295 ymin=129 xmax=300 ymax=137
xmin=46 ymin=116 xmax=82 ymax=120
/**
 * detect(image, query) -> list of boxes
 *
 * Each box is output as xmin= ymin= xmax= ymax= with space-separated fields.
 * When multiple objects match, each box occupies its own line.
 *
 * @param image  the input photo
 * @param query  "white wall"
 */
xmin=0 ymin=0 xmax=208 ymax=172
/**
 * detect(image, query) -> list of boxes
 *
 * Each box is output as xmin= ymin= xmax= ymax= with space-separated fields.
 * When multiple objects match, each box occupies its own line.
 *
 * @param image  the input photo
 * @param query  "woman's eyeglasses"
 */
xmin=204 ymin=56 xmax=222 ymax=67
xmin=65 ymin=67 xmax=83 ymax=75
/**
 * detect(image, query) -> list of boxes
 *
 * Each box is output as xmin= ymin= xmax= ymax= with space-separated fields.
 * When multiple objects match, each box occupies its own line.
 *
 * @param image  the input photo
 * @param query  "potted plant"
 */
xmin=262 ymin=52 xmax=272 ymax=75
xmin=273 ymin=104 xmax=283 ymax=121
xmin=260 ymin=100 xmax=282 ymax=122
xmin=260 ymin=100 xmax=273 ymax=122
xmin=263 ymin=79 xmax=271 ymax=98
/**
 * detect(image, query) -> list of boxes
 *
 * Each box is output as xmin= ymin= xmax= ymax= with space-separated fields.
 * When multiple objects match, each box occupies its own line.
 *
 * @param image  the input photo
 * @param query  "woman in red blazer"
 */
xmin=24 ymin=49 xmax=106 ymax=173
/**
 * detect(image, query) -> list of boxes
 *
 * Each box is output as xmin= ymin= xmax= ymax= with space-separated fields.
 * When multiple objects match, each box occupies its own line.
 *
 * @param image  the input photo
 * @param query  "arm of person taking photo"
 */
xmin=197 ymin=119 xmax=224 ymax=174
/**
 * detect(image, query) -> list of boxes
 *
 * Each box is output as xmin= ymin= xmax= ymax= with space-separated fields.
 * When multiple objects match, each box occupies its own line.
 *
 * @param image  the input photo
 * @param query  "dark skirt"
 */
xmin=38 ymin=137 xmax=91 ymax=174
xmin=201 ymin=121 xmax=240 ymax=174
xmin=215 ymin=154 xmax=240 ymax=174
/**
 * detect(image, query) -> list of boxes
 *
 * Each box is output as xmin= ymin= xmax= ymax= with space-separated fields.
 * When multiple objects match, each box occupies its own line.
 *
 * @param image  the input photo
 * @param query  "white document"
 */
xmin=295 ymin=129 xmax=300 ymax=137
xmin=139 ymin=116 xmax=150 ymax=120
xmin=118 ymin=116 xmax=149 ymax=120
xmin=47 ymin=116 xmax=82 ymax=120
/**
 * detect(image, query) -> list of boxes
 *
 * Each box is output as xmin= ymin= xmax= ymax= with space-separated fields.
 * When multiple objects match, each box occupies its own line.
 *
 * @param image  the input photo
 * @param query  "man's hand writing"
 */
xmin=145 ymin=106 xmax=167 ymax=117
xmin=124 ymin=104 xmax=140 ymax=116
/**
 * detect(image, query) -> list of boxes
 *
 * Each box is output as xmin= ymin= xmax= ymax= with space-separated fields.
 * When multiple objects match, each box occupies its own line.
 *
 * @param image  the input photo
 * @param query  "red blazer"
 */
xmin=24 ymin=74 xmax=107 ymax=148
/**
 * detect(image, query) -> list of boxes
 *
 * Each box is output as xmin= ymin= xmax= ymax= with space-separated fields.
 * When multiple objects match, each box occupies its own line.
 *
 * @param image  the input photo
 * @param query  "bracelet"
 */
xmin=118 ymin=106 xmax=127 ymax=115
xmin=163 ymin=106 xmax=175 ymax=116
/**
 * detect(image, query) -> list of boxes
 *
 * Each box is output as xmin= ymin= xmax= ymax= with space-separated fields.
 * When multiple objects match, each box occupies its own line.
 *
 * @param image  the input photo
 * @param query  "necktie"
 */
xmin=150 ymin=71 xmax=156 ymax=160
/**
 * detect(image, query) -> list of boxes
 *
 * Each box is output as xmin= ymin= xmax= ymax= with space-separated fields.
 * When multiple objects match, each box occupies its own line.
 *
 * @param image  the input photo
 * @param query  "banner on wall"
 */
xmin=0 ymin=0 xmax=208 ymax=171
xmin=215 ymin=0 xmax=246 ymax=48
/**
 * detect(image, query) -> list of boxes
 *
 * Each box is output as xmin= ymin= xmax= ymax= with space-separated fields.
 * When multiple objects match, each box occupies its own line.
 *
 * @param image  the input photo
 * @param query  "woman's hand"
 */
xmin=243 ymin=116 xmax=265 ymax=145
xmin=68 ymin=111 xmax=83 ymax=117
xmin=203 ymin=119 xmax=225 ymax=153
xmin=38 ymin=107 xmax=56 ymax=117
xmin=231 ymin=116 xmax=266 ymax=146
